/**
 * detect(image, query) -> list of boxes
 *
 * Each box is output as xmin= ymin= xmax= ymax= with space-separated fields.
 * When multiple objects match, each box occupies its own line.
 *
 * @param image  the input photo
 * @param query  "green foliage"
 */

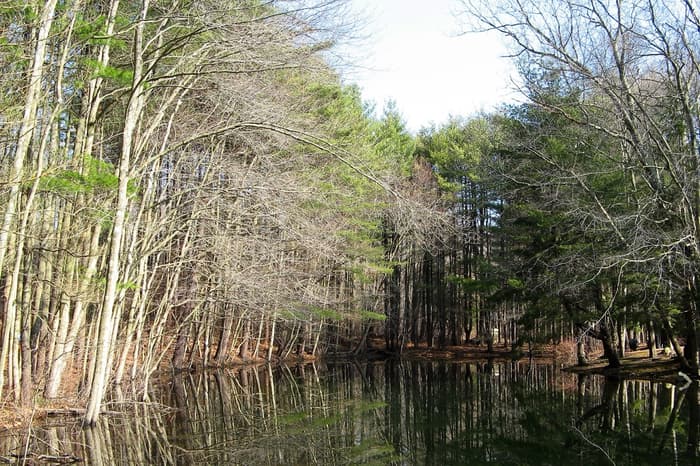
xmin=67 ymin=9 xmax=129 ymax=48
xmin=40 ymin=170 xmax=85 ymax=193
xmin=305 ymin=82 xmax=371 ymax=141
xmin=345 ymin=263 xmax=381 ymax=285
xmin=0 ymin=1 xmax=28 ymax=16
xmin=288 ymin=76 xmax=408 ymax=302
xmin=416 ymin=117 xmax=495 ymax=194
xmin=369 ymin=101 xmax=415 ymax=175
xmin=355 ymin=400 xmax=387 ymax=411
xmin=39 ymin=155 xmax=118 ymax=195
xmin=74 ymin=13 xmax=107 ymax=40
xmin=358 ymin=309 xmax=386 ymax=322
xmin=348 ymin=440 xmax=399 ymax=465
xmin=280 ymin=308 xmax=307 ymax=321
xmin=22 ymin=4 xmax=38 ymax=22
xmin=277 ymin=412 xmax=307 ymax=426
xmin=309 ymin=307 xmax=343 ymax=321
xmin=308 ymin=412 xmax=343 ymax=428
xmin=117 ymin=280 xmax=139 ymax=291
xmin=0 ymin=32 xmax=28 ymax=66
xmin=506 ymin=278 xmax=524 ymax=289
xmin=363 ymin=260 xmax=395 ymax=275
xmin=83 ymin=58 xmax=133 ymax=86
xmin=447 ymin=275 xmax=497 ymax=294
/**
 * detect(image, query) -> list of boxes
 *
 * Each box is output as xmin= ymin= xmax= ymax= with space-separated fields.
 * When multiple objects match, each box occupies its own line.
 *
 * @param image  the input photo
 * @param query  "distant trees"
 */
xmin=377 ymin=116 xmax=508 ymax=352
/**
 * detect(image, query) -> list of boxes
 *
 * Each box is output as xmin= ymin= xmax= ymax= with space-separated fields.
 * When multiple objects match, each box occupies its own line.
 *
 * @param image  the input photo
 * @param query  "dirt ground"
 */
xmin=379 ymin=340 xmax=685 ymax=384
xmin=564 ymin=348 xmax=683 ymax=383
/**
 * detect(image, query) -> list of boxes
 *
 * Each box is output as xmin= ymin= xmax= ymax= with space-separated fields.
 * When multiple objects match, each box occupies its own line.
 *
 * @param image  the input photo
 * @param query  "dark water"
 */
xmin=2 ymin=359 xmax=698 ymax=465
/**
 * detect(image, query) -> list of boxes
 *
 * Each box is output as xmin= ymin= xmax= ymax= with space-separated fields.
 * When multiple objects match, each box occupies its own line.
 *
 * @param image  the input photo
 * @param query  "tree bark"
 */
xmin=86 ymin=0 xmax=145 ymax=426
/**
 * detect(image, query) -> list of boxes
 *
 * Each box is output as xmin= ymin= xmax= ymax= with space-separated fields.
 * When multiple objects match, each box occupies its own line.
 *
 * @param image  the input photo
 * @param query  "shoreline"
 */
xmin=0 ymin=344 xmax=686 ymax=433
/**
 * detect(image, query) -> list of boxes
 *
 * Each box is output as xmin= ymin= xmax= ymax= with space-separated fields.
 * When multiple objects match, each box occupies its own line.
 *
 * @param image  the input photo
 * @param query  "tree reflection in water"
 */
xmin=0 ymin=360 xmax=697 ymax=464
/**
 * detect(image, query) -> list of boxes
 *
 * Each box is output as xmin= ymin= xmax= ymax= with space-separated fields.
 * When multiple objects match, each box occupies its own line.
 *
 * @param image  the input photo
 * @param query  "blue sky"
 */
xmin=342 ymin=0 xmax=517 ymax=132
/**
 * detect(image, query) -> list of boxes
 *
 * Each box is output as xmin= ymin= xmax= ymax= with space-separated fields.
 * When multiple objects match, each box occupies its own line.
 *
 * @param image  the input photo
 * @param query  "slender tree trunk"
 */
xmin=617 ymin=318 xmax=626 ymax=358
xmin=267 ymin=315 xmax=277 ymax=361
xmin=44 ymin=210 xmax=76 ymax=398
xmin=0 ymin=0 xmax=58 ymax=283
xmin=297 ymin=323 xmax=308 ymax=357
xmin=425 ymin=254 xmax=433 ymax=348
xmin=215 ymin=313 xmax=234 ymax=365
xmin=172 ymin=321 xmax=191 ymax=372
xmin=31 ymin=251 xmax=51 ymax=383
xmin=239 ymin=318 xmax=251 ymax=361
xmin=20 ymin=255 xmax=33 ymax=406
xmin=647 ymin=321 xmax=657 ymax=359
xmin=576 ymin=327 xmax=588 ymax=366
xmin=661 ymin=317 xmax=692 ymax=372
xmin=45 ymin=225 xmax=101 ymax=398
xmin=685 ymin=280 xmax=700 ymax=374
xmin=86 ymin=0 xmax=146 ymax=425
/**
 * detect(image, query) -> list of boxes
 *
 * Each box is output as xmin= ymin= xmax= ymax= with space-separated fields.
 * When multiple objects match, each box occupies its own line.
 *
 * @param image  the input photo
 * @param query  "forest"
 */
xmin=1 ymin=0 xmax=700 ymax=426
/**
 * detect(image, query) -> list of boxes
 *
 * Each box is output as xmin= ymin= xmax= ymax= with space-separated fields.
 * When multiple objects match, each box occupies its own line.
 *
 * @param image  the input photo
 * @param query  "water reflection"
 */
xmin=0 ymin=360 xmax=698 ymax=465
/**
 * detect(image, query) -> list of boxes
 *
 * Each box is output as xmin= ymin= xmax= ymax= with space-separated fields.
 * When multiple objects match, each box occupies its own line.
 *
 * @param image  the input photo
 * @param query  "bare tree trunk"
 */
xmin=267 ymin=315 xmax=277 ymax=361
xmin=600 ymin=321 xmax=621 ymax=369
xmin=86 ymin=0 xmax=146 ymax=425
xmin=172 ymin=321 xmax=191 ymax=372
xmin=0 ymin=0 xmax=58 ymax=282
xmin=20 ymin=256 xmax=33 ymax=406
xmin=685 ymin=280 xmax=700 ymax=374
xmin=45 ymin=225 xmax=101 ymax=398
xmin=576 ymin=327 xmax=588 ymax=366
xmin=647 ymin=321 xmax=657 ymax=359
xmin=617 ymin=318 xmax=626 ymax=358
xmin=214 ymin=313 xmax=233 ymax=365
xmin=238 ymin=318 xmax=252 ymax=361
xmin=662 ymin=317 xmax=692 ymax=373
xmin=31 ymin=252 xmax=51 ymax=384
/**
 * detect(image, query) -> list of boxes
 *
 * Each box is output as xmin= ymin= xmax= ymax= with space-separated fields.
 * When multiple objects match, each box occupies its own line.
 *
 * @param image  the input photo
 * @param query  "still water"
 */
xmin=1 ymin=359 xmax=698 ymax=465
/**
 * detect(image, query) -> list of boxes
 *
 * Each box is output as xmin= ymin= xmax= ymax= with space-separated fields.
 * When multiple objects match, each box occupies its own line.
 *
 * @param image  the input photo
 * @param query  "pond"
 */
xmin=1 ymin=358 xmax=697 ymax=465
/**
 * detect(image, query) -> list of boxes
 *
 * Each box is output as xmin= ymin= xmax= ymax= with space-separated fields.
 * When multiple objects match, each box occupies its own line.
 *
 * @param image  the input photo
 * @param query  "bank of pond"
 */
xmin=0 ymin=358 xmax=696 ymax=465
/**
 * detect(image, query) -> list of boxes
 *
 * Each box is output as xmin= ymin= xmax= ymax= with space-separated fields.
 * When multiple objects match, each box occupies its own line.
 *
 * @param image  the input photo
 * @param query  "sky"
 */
xmin=341 ymin=0 xmax=518 ymax=133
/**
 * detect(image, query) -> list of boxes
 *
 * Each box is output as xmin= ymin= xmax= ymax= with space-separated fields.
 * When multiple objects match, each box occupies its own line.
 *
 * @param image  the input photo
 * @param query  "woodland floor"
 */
xmin=564 ymin=348 xmax=683 ymax=383
xmin=397 ymin=341 xmax=565 ymax=361
xmin=397 ymin=341 xmax=684 ymax=383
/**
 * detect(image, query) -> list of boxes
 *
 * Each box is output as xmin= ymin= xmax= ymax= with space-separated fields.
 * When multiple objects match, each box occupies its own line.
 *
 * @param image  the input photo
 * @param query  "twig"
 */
xmin=570 ymin=423 xmax=616 ymax=465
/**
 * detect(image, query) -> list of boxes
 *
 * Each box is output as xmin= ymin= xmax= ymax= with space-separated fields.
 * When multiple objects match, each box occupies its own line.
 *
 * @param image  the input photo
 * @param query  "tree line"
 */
xmin=3 ymin=0 xmax=700 ymax=424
